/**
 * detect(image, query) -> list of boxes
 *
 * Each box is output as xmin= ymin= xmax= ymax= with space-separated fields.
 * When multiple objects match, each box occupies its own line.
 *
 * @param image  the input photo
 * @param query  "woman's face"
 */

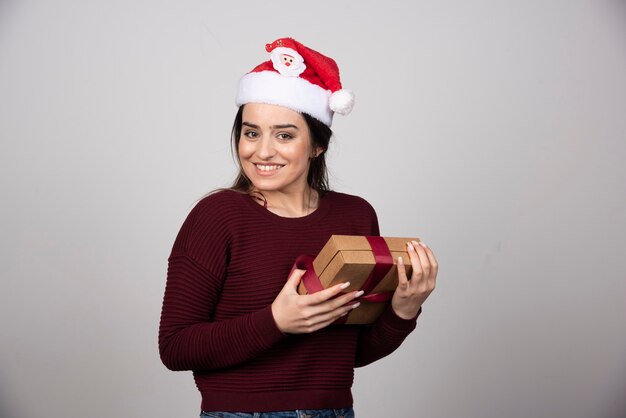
xmin=238 ymin=103 xmax=320 ymax=194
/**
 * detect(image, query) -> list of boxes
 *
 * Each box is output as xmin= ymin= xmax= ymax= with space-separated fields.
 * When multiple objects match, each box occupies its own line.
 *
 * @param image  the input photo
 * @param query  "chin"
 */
xmin=249 ymin=180 xmax=285 ymax=192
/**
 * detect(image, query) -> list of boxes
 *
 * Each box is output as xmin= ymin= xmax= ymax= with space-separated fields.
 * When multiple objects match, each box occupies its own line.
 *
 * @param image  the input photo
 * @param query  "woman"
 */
xmin=159 ymin=37 xmax=438 ymax=418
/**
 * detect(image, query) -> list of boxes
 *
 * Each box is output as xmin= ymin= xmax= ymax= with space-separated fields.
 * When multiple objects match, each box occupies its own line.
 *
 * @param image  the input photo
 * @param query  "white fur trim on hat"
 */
xmin=235 ymin=71 xmax=333 ymax=126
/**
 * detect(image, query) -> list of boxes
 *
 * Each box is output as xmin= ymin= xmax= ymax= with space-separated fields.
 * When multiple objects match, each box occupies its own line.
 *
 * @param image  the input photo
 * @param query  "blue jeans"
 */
xmin=200 ymin=408 xmax=355 ymax=418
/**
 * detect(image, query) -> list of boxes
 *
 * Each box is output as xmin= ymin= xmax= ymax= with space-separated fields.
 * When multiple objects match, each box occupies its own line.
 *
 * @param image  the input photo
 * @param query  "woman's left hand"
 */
xmin=391 ymin=240 xmax=438 ymax=320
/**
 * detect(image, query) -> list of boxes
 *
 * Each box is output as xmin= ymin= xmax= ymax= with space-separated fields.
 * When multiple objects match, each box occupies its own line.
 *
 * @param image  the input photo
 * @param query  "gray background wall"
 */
xmin=1 ymin=1 xmax=625 ymax=417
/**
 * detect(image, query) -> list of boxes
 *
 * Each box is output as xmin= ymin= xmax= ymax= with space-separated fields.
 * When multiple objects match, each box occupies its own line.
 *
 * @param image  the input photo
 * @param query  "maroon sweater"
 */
xmin=159 ymin=190 xmax=419 ymax=412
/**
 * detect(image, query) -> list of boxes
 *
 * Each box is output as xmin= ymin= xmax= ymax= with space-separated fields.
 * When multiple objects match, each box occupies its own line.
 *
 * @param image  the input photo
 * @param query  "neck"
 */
xmin=253 ymin=187 xmax=319 ymax=218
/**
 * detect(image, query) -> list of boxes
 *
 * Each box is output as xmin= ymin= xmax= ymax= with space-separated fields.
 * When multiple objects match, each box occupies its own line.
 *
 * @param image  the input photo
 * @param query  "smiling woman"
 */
xmin=233 ymin=103 xmax=328 ymax=217
xmin=230 ymin=102 xmax=333 ymax=212
xmin=158 ymin=37 xmax=438 ymax=418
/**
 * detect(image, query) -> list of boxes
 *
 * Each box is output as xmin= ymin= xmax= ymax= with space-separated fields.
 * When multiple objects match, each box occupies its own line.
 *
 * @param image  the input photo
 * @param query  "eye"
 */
xmin=243 ymin=130 xmax=258 ymax=139
xmin=277 ymin=133 xmax=293 ymax=140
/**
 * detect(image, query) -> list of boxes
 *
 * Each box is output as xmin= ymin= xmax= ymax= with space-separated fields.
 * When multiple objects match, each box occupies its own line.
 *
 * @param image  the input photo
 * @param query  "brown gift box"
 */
xmin=297 ymin=235 xmax=419 ymax=324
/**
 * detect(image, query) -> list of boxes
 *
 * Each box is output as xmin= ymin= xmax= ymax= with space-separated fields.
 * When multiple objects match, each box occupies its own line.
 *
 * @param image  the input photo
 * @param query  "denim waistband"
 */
xmin=200 ymin=407 xmax=355 ymax=418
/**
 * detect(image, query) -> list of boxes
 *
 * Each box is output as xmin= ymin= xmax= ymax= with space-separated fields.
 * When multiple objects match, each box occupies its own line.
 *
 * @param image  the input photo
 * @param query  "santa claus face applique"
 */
xmin=270 ymin=47 xmax=306 ymax=77
xmin=281 ymin=54 xmax=295 ymax=67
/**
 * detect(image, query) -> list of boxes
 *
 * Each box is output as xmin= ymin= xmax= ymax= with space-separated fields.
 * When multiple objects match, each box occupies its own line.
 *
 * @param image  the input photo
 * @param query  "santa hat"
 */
xmin=235 ymin=37 xmax=354 ymax=127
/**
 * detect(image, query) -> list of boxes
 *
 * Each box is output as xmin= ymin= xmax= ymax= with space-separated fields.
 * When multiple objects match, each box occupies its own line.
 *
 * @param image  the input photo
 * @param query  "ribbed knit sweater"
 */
xmin=158 ymin=190 xmax=419 ymax=412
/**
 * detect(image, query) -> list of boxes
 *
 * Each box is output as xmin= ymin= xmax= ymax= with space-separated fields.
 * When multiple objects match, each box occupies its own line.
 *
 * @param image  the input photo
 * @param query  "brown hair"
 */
xmin=229 ymin=104 xmax=333 ymax=196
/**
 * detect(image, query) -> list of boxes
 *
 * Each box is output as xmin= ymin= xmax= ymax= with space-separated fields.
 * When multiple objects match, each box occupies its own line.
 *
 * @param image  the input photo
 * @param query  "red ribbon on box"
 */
xmin=290 ymin=236 xmax=395 ymax=324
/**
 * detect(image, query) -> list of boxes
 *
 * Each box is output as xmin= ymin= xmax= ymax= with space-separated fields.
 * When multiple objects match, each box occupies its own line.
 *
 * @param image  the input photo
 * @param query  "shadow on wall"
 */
xmin=0 ymin=385 xmax=17 ymax=418
xmin=601 ymin=379 xmax=626 ymax=418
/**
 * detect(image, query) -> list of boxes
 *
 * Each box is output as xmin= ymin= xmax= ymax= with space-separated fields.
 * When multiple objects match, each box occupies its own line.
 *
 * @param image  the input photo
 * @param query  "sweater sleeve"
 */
xmin=355 ymin=306 xmax=420 ymax=367
xmin=158 ymin=194 xmax=286 ymax=371
xmin=353 ymin=199 xmax=420 ymax=367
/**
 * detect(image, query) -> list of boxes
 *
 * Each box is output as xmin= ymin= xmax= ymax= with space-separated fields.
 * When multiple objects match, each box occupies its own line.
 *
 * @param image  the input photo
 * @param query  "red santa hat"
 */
xmin=235 ymin=37 xmax=355 ymax=127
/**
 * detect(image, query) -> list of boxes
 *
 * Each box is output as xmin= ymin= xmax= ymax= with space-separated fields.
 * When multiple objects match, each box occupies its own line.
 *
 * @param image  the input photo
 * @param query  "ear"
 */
xmin=311 ymin=147 xmax=324 ymax=159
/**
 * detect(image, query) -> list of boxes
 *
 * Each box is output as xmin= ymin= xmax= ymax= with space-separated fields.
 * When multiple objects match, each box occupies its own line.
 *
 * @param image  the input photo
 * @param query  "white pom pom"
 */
xmin=329 ymin=89 xmax=355 ymax=115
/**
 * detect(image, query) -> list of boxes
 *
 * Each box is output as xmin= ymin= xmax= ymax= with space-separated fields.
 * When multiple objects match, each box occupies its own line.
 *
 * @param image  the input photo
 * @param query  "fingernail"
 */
xmin=340 ymin=282 xmax=350 ymax=290
xmin=398 ymin=256 xmax=404 ymax=265
xmin=351 ymin=302 xmax=361 ymax=309
xmin=407 ymin=243 xmax=415 ymax=252
xmin=354 ymin=290 xmax=364 ymax=298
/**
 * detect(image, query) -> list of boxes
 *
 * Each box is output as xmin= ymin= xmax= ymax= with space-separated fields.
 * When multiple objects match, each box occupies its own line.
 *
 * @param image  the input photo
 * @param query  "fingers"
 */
xmin=285 ymin=268 xmax=305 ymax=290
xmin=397 ymin=256 xmax=409 ymax=291
xmin=415 ymin=241 xmax=433 ymax=277
xmin=298 ymin=282 xmax=363 ymax=322
xmin=391 ymin=240 xmax=438 ymax=320
xmin=306 ymin=280 xmax=351 ymax=305
xmin=300 ymin=287 xmax=363 ymax=324
xmin=421 ymin=242 xmax=439 ymax=276
xmin=306 ymin=286 xmax=363 ymax=310
xmin=420 ymin=242 xmax=438 ymax=289
xmin=291 ymin=290 xmax=361 ymax=333
xmin=274 ymin=270 xmax=363 ymax=334
xmin=409 ymin=240 xmax=439 ymax=278
xmin=407 ymin=241 xmax=430 ymax=278
xmin=305 ymin=301 xmax=361 ymax=332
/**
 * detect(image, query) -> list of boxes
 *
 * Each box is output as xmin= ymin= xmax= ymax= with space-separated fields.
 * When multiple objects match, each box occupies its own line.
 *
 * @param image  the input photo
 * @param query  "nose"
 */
xmin=256 ymin=136 xmax=275 ymax=160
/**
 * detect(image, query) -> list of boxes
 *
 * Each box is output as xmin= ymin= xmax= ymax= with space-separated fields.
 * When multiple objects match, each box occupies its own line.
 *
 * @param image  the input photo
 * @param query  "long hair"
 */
xmin=229 ymin=104 xmax=333 ymax=196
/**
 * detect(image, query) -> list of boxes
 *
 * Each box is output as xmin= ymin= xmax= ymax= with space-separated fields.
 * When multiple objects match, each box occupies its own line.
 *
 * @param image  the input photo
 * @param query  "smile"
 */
xmin=254 ymin=163 xmax=284 ymax=172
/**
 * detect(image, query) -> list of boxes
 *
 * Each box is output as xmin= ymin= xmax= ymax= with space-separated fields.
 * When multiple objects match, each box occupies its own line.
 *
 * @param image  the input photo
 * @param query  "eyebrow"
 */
xmin=242 ymin=122 xmax=299 ymax=130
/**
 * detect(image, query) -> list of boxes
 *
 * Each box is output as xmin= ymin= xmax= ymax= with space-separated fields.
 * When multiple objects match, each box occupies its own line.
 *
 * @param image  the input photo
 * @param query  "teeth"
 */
xmin=256 ymin=164 xmax=283 ymax=172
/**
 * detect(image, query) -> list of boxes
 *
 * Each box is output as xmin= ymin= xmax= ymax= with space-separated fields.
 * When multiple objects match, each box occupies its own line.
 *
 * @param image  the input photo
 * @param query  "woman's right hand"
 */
xmin=271 ymin=269 xmax=363 ymax=334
